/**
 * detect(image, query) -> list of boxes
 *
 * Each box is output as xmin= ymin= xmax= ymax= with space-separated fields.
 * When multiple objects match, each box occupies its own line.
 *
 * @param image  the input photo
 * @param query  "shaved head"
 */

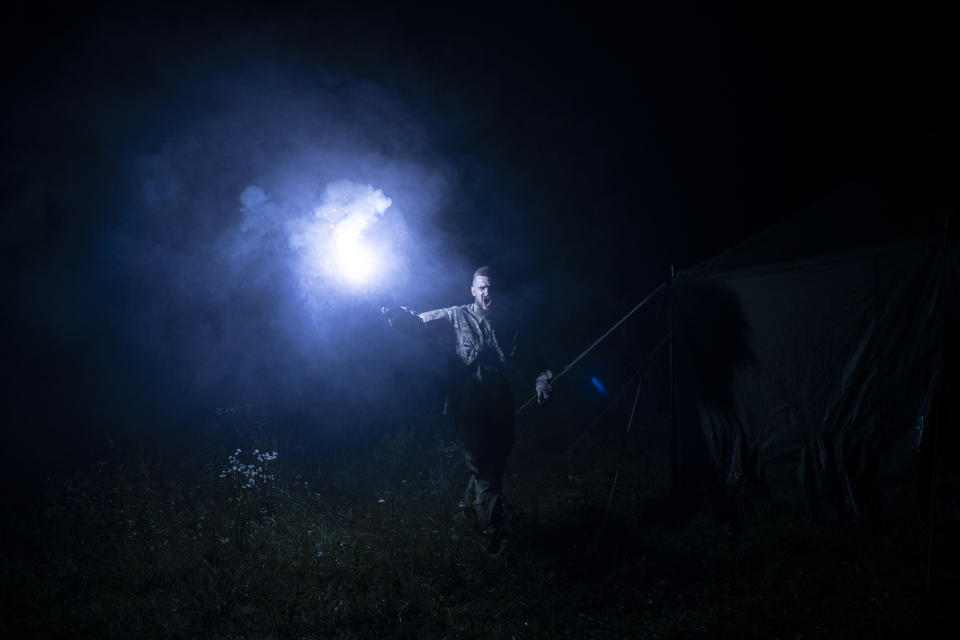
xmin=470 ymin=266 xmax=493 ymax=314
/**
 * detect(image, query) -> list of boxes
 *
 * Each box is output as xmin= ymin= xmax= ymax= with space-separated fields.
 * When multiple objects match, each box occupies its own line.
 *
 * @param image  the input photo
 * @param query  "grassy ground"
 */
xmin=2 ymin=422 xmax=955 ymax=639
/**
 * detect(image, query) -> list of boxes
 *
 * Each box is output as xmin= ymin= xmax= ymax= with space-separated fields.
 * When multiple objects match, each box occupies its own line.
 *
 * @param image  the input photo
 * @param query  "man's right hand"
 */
xmin=382 ymin=306 xmax=425 ymax=335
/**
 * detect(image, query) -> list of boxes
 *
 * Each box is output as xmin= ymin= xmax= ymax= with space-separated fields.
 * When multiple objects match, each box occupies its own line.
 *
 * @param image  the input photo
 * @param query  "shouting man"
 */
xmin=383 ymin=266 xmax=553 ymax=555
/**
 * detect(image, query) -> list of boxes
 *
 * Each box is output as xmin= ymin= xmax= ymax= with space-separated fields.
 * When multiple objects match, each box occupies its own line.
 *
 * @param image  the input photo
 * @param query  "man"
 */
xmin=382 ymin=266 xmax=553 ymax=555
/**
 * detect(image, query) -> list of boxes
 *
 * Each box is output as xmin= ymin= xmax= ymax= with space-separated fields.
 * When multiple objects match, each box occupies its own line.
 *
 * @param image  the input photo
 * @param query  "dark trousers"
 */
xmin=455 ymin=386 xmax=514 ymax=535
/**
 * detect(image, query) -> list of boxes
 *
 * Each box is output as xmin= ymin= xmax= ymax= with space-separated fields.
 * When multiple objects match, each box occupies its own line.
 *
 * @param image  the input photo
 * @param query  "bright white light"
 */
xmin=334 ymin=237 xmax=378 ymax=285
xmin=295 ymin=180 xmax=393 ymax=288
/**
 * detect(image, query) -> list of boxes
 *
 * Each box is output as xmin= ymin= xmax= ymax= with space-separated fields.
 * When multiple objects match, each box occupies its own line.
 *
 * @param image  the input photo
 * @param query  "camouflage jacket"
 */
xmin=388 ymin=302 xmax=552 ymax=414
xmin=391 ymin=302 xmax=509 ymax=384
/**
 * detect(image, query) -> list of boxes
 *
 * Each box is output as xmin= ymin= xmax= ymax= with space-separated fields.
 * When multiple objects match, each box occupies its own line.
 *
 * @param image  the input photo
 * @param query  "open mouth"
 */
xmin=482 ymin=296 xmax=492 ymax=307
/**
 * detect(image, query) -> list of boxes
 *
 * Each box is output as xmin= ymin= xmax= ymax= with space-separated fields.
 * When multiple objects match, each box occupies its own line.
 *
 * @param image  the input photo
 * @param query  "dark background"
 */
xmin=2 ymin=1 xmax=955 ymax=491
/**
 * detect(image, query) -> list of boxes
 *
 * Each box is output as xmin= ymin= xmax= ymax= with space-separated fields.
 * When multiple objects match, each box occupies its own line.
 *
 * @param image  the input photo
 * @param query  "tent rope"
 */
xmin=568 ymin=333 xmax=669 ymax=451
xmin=606 ymin=369 xmax=648 ymax=509
xmin=515 ymin=281 xmax=666 ymax=415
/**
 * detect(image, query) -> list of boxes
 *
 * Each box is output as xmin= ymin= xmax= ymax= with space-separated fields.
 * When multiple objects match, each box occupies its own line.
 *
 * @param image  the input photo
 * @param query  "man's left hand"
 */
xmin=535 ymin=370 xmax=553 ymax=405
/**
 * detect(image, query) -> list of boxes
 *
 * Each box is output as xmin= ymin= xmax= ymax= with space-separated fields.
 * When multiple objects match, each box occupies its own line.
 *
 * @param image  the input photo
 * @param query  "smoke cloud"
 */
xmin=316 ymin=180 xmax=393 ymax=241
xmin=4 ymin=29 xmax=546 ymax=464
xmin=284 ymin=180 xmax=395 ymax=289
xmin=82 ymin=57 xmax=472 ymax=435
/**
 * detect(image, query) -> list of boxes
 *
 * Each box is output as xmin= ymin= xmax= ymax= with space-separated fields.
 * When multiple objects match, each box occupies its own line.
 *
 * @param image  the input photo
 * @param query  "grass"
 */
xmin=2 ymin=419 xmax=955 ymax=639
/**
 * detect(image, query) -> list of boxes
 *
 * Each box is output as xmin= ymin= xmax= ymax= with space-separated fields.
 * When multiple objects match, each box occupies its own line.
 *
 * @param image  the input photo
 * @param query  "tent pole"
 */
xmin=926 ymin=216 xmax=950 ymax=596
xmin=668 ymin=265 xmax=679 ymax=501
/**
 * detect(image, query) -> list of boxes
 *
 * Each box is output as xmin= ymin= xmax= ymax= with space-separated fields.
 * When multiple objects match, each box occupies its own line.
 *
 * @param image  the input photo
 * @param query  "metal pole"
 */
xmin=926 ymin=215 xmax=950 ymax=595
xmin=668 ymin=265 xmax=679 ymax=499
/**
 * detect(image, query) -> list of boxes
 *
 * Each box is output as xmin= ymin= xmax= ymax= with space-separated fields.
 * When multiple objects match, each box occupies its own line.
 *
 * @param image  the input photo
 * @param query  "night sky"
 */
xmin=2 ymin=2 xmax=955 ymax=487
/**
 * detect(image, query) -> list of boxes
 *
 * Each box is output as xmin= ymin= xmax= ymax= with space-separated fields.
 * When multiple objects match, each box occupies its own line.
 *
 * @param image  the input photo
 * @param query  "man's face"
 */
xmin=471 ymin=275 xmax=493 ymax=312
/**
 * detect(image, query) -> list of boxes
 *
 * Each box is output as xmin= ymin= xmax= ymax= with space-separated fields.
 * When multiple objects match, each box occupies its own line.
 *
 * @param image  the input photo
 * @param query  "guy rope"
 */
xmin=514 ymin=281 xmax=667 ymax=415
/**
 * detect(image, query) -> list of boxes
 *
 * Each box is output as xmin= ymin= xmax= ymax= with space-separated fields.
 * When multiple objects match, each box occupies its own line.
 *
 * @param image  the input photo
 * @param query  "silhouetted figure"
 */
xmin=383 ymin=266 xmax=553 ymax=556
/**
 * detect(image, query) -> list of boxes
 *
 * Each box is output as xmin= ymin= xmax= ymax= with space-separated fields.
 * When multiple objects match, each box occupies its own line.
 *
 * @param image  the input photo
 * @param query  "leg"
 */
xmin=457 ymin=400 xmax=514 ymax=541
xmin=461 ymin=441 xmax=509 ymax=535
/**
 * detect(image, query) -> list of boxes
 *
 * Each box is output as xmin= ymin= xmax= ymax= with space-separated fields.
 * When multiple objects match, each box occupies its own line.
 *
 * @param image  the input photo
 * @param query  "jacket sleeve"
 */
xmin=386 ymin=306 xmax=453 ymax=339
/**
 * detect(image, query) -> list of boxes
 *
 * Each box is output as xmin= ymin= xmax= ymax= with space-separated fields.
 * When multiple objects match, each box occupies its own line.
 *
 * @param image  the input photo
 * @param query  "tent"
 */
xmin=666 ymin=135 xmax=958 ymax=517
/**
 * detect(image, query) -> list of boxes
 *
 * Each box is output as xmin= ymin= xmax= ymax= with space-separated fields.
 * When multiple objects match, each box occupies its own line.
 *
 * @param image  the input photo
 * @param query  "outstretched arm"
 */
xmin=381 ymin=306 xmax=453 ymax=339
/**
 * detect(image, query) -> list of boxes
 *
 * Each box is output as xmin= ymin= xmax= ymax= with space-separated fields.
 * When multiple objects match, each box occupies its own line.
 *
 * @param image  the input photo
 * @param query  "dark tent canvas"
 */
xmin=667 ymin=135 xmax=958 ymax=517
